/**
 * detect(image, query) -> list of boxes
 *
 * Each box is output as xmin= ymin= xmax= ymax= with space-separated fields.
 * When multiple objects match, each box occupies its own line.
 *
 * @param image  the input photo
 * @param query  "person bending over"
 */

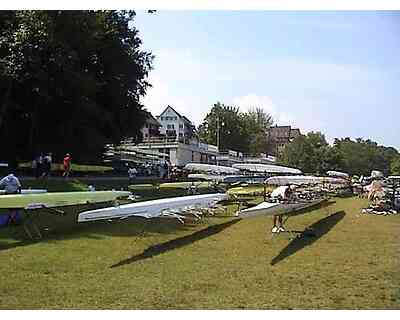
xmin=0 ymin=172 xmax=22 ymax=224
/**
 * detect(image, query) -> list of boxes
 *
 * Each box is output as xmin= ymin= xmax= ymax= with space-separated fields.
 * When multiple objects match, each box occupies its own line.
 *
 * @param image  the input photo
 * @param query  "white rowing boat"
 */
xmin=237 ymin=198 xmax=326 ymax=219
xmin=187 ymin=173 xmax=226 ymax=182
xmin=78 ymin=193 xmax=228 ymax=223
xmin=326 ymin=171 xmax=349 ymax=179
xmin=265 ymin=175 xmax=347 ymax=186
xmin=0 ymin=189 xmax=47 ymax=195
xmin=188 ymin=173 xmax=264 ymax=184
xmin=232 ymin=163 xmax=302 ymax=174
xmin=184 ymin=163 xmax=240 ymax=175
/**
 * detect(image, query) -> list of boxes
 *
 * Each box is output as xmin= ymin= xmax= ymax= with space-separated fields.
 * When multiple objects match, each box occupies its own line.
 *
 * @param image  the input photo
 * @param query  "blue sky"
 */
xmin=133 ymin=11 xmax=400 ymax=149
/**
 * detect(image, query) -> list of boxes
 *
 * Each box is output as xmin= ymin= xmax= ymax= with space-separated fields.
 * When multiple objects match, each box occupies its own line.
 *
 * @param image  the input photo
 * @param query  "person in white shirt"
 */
xmin=128 ymin=167 xmax=137 ymax=184
xmin=0 ymin=173 xmax=22 ymax=194
xmin=271 ymin=185 xmax=293 ymax=233
xmin=0 ymin=173 xmax=22 ymax=225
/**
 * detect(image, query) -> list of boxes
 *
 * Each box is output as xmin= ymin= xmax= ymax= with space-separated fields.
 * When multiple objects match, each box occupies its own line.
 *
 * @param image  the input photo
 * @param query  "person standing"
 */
xmin=163 ymin=161 xmax=169 ymax=179
xmin=35 ymin=154 xmax=43 ymax=179
xmin=128 ymin=166 xmax=137 ymax=184
xmin=31 ymin=157 xmax=37 ymax=177
xmin=158 ymin=163 xmax=164 ymax=179
xmin=62 ymin=153 xmax=72 ymax=178
xmin=41 ymin=152 xmax=52 ymax=179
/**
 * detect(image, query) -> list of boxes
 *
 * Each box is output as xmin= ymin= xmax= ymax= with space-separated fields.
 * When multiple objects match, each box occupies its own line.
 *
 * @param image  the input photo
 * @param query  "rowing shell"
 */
xmin=232 ymin=163 xmax=302 ymax=174
xmin=237 ymin=198 xmax=326 ymax=219
xmin=78 ymin=193 xmax=228 ymax=222
xmin=0 ymin=191 xmax=131 ymax=210
xmin=184 ymin=163 xmax=240 ymax=175
xmin=0 ymin=189 xmax=47 ymax=195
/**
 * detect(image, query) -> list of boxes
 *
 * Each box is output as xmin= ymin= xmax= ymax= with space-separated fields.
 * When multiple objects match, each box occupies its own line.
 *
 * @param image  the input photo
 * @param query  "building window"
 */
xmin=174 ymin=116 xmax=178 ymax=120
xmin=179 ymin=124 xmax=183 ymax=129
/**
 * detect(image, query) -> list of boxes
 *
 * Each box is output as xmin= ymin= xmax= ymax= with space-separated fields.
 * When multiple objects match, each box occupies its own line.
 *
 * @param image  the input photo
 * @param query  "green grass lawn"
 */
xmin=0 ymin=196 xmax=399 ymax=309
xmin=19 ymin=162 xmax=114 ymax=173
xmin=22 ymin=178 xmax=89 ymax=192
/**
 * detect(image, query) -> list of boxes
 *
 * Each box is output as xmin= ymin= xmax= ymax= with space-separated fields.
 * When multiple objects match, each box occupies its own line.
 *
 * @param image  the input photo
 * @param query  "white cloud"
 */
xmin=141 ymin=74 xmax=189 ymax=116
xmin=232 ymin=94 xmax=295 ymax=126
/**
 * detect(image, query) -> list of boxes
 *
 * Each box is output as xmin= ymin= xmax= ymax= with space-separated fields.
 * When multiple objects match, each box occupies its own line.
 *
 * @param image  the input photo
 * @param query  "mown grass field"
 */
xmin=0 ymin=190 xmax=399 ymax=309
xmin=19 ymin=162 xmax=114 ymax=173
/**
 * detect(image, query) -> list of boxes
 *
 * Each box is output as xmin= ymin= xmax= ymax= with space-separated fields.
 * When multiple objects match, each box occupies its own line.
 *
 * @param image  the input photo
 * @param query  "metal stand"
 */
xmin=21 ymin=207 xmax=66 ymax=240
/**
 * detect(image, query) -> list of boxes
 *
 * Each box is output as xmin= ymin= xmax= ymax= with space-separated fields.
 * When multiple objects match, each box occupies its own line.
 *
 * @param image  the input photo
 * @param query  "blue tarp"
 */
xmin=0 ymin=212 xmax=22 ymax=227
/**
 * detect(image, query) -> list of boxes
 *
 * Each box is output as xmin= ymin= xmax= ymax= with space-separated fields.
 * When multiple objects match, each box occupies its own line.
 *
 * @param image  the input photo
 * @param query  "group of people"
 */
xmin=32 ymin=153 xmax=52 ymax=179
xmin=126 ymin=161 xmax=171 ymax=181
xmin=32 ymin=153 xmax=72 ymax=178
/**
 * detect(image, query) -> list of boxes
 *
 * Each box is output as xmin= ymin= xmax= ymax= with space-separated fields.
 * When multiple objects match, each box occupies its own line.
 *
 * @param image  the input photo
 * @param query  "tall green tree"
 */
xmin=198 ymin=103 xmax=273 ymax=154
xmin=333 ymin=138 xmax=398 ymax=175
xmin=0 ymin=10 xmax=153 ymax=165
xmin=198 ymin=102 xmax=248 ymax=152
xmin=390 ymin=157 xmax=400 ymax=175
xmin=241 ymin=107 xmax=273 ymax=155
xmin=279 ymin=131 xmax=343 ymax=174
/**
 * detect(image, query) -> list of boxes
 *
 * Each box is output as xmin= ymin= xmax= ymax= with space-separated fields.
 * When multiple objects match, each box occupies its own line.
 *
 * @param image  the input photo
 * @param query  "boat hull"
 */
xmin=78 ymin=193 xmax=228 ymax=222
xmin=238 ymin=198 xmax=326 ymax=218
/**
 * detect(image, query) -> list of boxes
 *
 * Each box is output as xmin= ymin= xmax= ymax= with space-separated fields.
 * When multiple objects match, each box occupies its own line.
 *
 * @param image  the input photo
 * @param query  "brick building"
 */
xmin=266 ymin=125 xmax=302 ymax=156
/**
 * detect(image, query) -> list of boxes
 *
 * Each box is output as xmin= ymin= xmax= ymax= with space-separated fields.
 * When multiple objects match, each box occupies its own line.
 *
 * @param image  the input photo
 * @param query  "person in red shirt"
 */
xmin=62 ymin=153 xmax=72 ymax=178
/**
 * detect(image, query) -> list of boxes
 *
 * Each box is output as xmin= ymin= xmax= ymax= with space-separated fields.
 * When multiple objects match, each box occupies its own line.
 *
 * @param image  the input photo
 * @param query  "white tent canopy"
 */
xmin=232 ymin=163 xmax=302 ymax=174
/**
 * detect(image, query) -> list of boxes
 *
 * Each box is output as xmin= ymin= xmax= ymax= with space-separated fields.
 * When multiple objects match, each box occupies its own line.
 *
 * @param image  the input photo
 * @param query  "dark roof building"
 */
xmin=267 ymin=125 xmax=302 ymax=156
xmin=140 ymin=111 xmax=162 ymax=141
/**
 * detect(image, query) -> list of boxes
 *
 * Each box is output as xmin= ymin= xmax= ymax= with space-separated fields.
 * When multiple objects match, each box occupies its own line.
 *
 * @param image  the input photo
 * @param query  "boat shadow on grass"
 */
xmin=270 ymin=210 xmax=345 ymax=266
xmin=285 ymin=199 xmax=336 ymax=218
xmin=0 ymin=206 xmax=210 ymax=251
xmin=110 ymin=219 xmax=242 ymax=268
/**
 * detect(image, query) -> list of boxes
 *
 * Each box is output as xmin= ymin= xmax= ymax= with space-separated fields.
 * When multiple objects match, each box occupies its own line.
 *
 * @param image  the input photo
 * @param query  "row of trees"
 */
xmin=279 ymin=133 xmax=400 ymax=176
xmin=195 ymin=102 xmax=399 ymax=175
xmin=197 ymin=102 xmax=273 ymax=155
xmin=0 ymin=11 xmax=153 ymax=167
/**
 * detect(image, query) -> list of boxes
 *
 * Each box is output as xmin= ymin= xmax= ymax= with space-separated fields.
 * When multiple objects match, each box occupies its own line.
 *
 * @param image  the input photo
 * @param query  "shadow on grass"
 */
xmin=110 ymin=218 xmax=241 ymax=268
xmin=284 ymin=199 xmax=336 ymax=218
xmin=270 ymin=210 xmax=345 ymax=266
xmin=0 ymin=205 xmax=190 ymax=252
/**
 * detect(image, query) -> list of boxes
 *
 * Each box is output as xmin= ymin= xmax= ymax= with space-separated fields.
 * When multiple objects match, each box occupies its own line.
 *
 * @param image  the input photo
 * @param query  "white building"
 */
xmin=156 ymin=106 xmax=195 ymax=143
xmin=133 ymin=139 xmax=219 ymax=167
xmin=106 ymin=106 xmax=276 ymax=168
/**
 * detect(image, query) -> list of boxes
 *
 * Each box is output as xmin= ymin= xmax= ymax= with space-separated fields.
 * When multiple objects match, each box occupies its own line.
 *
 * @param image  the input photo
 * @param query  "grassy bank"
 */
xmin=0 ymin=197 xmax=399 ymax=309
xmin=19 ymin=162 xmax=113 ymax=173
xmin=22 ymin=179 xmax=89 ymax=192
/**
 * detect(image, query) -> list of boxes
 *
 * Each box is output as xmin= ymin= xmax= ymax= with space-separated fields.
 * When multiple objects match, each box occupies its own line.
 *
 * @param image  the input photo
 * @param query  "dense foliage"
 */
xmin=0 ymin=11 xmax=153 ymax=167
xmin=279 ymin=132 xmax=343 ymax=174
xmin=279 ymin=133 xmax=399 ymax=175
xmin=333 ymin=138 xmax=399 ymax=176
xmin=197 ymin=102 xmax=273 ymax=154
